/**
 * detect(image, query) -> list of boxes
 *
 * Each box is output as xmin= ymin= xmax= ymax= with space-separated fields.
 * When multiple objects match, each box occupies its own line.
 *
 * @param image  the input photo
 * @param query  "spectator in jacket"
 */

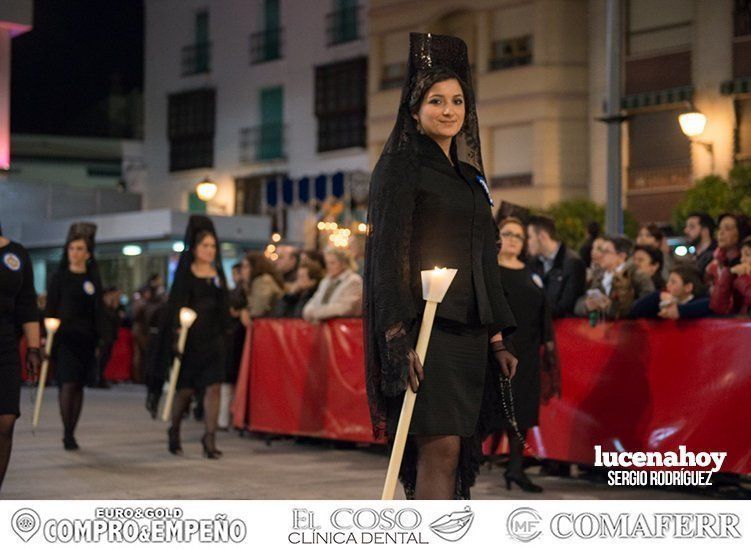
xmin=707 ymin=213 xmax=750 ymax=316
xmin=527 ymin=215 xmax=586 ymax=317
xmin=575 ymin=235 xmax=654 ymax=319
xmin=630 ymin=264 xmax=710 ymax=319
xmin=731 ymin=237 xmax=751 ymax=315
xmin=273 ymin=261 xmax=324 ymax=318
xmin=632 ymin=244 xmax=665 ymax=291
xmin=684 ymin=212 xmax=717 ymax=276
xmin=240 ymin=251 xmax=284 ymax=323
xmin=302 ymin=248 xmax=363 ymax=322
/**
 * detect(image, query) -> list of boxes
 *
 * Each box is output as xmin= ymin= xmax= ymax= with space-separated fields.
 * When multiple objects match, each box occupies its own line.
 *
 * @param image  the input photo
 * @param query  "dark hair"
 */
xmin=301 ymin=249 xmax=325 ymax=271
xmin=602 ymin=235 xmax=633 ymax=257
xmin=244 ymin=251 xmax=284 ymax=287
xmin=669 ymin=264 xmax=705 ymax=296
xmin=741 ymin=235 xmax=751 ymax=252
xmin=687 ymin=212 xmax=715 ymax=233
xmin=587 ymin=221 xmax=601 ymax=238
xmin=299 ymin=261 xmax=324 ymax=284
xmin=231 ymin=262 xmax=242 ymax=272
xmin=633 ymin=244 xmax=664 ymax=271
xmin=528 ymin=215 xmax=557 ymax=240
xmin=408 ymin=66 xmax=471 ymax=132
xmin=194 ymin=230 xmax=216 ymax=247
xmin=640 ymin=223 xmax=664 ymax=243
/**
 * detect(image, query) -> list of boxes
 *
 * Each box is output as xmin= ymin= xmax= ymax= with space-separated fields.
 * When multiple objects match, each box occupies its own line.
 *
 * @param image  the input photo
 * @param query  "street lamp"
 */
xmin=196 ymin=176 xmax=218 ymax=202
xmin=679 ymin=109 xmax=714 ymax=173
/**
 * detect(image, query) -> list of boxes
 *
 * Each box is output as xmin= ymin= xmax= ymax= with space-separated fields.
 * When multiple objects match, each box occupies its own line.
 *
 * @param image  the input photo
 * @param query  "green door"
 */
xmin=188 ymin=191 xmax=207 ymax=213
xmin=259 ymin=87 xmax=283 ymax=160
xmin=195 ymin=10 xmax=209 ymax=72
xmin=264 ymin=0 xmax=280 ymax=59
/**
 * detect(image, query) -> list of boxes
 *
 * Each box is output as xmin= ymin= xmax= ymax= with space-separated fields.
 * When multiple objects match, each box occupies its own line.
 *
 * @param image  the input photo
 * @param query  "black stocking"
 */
xmin=202 ymin=383 xmax=220 ymax=451
xmin=171 ymin=388 xmax=194 ymax=434
xmin=0 ymin=414 xmax=16 ymax=490
xmin=414 ymin=435 xmax=460 ymax=499
xmin=507 ymin=427 xmax=528 ymax=477
xmin=59 ymin=382 xmax=84 ymax=439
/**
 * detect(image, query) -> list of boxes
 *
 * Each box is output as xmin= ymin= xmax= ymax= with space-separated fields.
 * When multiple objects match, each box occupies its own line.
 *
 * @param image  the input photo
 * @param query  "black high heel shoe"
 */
xmin=63 ymin=435 xmax=79 ymax=451
xmin=504 ymin=471 xmax=543 ymax=493
xmin=167 ymin=427 xmax=183 ymax=455
xmin=201 ymin=434 xmax=222 ymax=459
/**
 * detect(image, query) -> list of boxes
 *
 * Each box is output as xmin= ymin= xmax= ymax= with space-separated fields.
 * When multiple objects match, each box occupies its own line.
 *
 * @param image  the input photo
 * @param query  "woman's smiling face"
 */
xmin=412 ymin=78 xmax=466 ymax=143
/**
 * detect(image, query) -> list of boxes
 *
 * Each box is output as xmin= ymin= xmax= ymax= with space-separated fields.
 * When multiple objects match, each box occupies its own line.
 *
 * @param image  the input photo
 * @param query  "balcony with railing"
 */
xmin=181 ymin=42 xmax=211 ymax=76
xmin=326 ymin=5 xmax=361 ymax=46
xmin=249 ymin=28 xmax=284 ymax=64
xmin=239 ymin=124 xmax=286 ymax=163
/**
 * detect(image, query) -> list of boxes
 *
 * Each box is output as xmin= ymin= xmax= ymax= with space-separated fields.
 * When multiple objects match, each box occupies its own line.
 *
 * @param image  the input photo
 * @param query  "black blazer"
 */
xmin=368 ymin=134 xmax=516 ymax=337
xmin=531 ymin=243 xmax=586 ymax=318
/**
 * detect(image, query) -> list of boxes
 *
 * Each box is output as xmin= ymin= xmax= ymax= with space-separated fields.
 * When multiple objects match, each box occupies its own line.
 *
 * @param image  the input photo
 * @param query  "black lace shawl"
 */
xmin=363 ymin=33 xmax=509 ymax=498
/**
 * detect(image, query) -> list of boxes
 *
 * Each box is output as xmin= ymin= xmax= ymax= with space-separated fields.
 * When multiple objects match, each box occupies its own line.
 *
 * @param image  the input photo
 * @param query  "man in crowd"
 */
xmin=574 ymin=235 xmax=654 ymax=320
xmin=302 ymin=248 xmax=362 ymax=322
xmin=684 ymin=212 xmax=717 ymax=275
xmin=275 ymin=244 xmax=300 ymax=291
xmin=527 ymin=215 xmax=586 ymax=317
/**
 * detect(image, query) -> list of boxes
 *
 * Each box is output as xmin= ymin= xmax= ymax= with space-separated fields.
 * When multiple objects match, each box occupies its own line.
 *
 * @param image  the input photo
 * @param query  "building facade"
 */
xmin=143 ymin=0 xmax=370 ymax=245
xmin=369 ymin=0 xmax=751 ymax=224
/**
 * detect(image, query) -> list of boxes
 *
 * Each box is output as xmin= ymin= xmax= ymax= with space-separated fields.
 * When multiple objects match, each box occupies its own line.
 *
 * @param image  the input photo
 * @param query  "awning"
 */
xmin=621 ymin=85 xmax=693 ymax=110
xmin=720 ymin=76 xmax=751 ymax=95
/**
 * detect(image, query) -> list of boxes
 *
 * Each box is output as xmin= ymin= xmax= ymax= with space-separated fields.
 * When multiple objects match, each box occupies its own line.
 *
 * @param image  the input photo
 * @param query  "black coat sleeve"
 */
xmin=45 ymin=272 xmax=61 ymax=319
xmin=14 ymin=246 xmax=39 ymax=326
xmin=554 ymin=254 xmax=586 ymax=317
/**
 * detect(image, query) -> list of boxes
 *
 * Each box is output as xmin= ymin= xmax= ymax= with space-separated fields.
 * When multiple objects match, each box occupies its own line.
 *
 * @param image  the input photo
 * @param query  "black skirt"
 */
xmin=53 ymin=335 xmax=97 ymax=386
xmin=0 ymin=326 xmax=21 ymax=417
xmin=386 ymin=318 xmax=487 ymax=437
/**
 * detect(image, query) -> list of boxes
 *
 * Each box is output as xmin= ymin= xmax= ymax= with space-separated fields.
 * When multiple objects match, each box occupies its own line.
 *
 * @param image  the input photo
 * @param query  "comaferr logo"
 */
xmin=507 ymin=507 xmax=542 ymax=542
xmin=429 ymin=506 xmax=474 ymax=542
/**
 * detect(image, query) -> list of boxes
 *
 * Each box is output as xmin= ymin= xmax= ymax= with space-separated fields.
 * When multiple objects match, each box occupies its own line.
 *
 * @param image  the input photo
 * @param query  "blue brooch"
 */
xmin=476 ymin=175 xmax=494 ymax=207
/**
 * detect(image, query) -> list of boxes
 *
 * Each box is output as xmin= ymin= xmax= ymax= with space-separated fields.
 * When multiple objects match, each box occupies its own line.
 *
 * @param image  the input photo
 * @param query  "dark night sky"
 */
xmin=10 ymin=0 xmax=144 ymax=137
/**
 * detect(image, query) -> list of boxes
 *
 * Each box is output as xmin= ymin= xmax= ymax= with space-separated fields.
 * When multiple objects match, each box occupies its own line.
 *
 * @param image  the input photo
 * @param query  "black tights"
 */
xmin=488 ymin=427 xmax=528 ymax=476
xmin=0 ymin=414 xmax=16 ymax=490
xmin=414 ymin=435 xmax=460 ymax=499
xmin=59 ymin=382 xmax=84 ymax=439
xmin=170 ymin=384 xmax=220 ymax=449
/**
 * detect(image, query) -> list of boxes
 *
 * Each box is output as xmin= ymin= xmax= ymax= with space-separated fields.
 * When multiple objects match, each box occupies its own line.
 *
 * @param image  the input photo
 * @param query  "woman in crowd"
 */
xmin=240 ymin=251 xmax=284 ymax=322
xmin=161 ymin=215 xmax=230 ymax=458
xmin=707 ymin=213 xmax=750 ymax=315
xmin=302 ymin=248 xmax=363 ymax=322
xmin=364 ymin=33 xmax=517 ymax=499
xmin=0 ymin=222 xmax=41 ymax=489
xmin=46 ymin=223 xmax=105 ymax=450
xmin=494 ymin=217 xmax=555 ymax=493
xmin=274 ymin=261 xmax=324 ymax=318
xmin=632 ymin=244 xmax=665 ymax=291
xmin=728 ymin=236 xmax=751 ymax=315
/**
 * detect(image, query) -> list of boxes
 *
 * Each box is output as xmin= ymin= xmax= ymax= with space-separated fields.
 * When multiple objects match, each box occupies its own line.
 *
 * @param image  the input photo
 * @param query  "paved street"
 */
xmin=1 ymin=385 xmax=709 ymax=500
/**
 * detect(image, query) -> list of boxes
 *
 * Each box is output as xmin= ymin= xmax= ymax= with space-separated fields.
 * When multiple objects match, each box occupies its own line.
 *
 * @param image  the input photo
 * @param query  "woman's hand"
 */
xmin=730 ymin=263 xmax=751 ymax=276
xmin=25 ymin=347 xmax=42 ymax=382
xmin=491 ymin=339 xmax=518 ymax=379
xmin=385 ymin=323 xmax=423 ymax=393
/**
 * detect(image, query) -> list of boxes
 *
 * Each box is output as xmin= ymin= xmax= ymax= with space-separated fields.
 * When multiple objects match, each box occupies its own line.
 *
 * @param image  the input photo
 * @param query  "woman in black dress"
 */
xmin=46 ymin=223 xmax=105 ymax=450
xmin=364 ymin=33 xmax=517 ymax=500
xmin=161 ymin=216 xmax=229 ymax=458
xmin=0 ymin=223 xmax=41 ymax=489
xmin=495 ymin=217 xmax=555 ymax=492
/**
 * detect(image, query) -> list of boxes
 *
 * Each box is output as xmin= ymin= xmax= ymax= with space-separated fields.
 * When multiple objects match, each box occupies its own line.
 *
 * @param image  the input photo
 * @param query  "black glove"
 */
xmin=25 ymin=347 xmax=42 ymax=382
xmin=491 ymin=339 xmax=518 ymax=379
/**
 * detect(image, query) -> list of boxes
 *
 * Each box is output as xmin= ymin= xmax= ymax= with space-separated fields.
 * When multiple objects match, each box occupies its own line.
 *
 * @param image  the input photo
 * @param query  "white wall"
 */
xmin=143 ymin=0 xmax=370 ymax=216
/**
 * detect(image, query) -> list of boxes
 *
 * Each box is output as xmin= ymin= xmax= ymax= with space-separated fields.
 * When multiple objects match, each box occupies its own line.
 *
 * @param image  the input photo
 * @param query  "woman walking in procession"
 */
xmin=364 ymin=32 xmax=518 ymax=500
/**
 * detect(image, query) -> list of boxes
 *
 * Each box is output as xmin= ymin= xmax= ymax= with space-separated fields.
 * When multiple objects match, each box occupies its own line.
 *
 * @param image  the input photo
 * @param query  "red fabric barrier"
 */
xmin=235 ymin=317 xmax=751 ymax=474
